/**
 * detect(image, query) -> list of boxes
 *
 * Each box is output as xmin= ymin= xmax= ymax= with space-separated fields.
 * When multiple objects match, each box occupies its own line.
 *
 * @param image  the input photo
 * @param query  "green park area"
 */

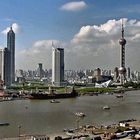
xmin=5 ymin=81 xmax=140 ymax=94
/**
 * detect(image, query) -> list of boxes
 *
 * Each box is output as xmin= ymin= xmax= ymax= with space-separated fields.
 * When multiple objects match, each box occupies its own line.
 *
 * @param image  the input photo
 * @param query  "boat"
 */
xmin=116 ymin=132 xmax=128 ymax=139
xmin=0 ymin=122 xmax=10 ymax=126
xmin=28 ymin=87 xmax=78 ymax=100
xmin=65 ymin=129 xmax=75 ymax=136
xmin=75 ymin=112 xmax=86 ymax=117
xmin=50 ymin=99 xmax=60 ymax=103
xmin=116 ymin=94 xmax=123 ymax=98
xmin=103 ymin=105 xmax=110 ymax=110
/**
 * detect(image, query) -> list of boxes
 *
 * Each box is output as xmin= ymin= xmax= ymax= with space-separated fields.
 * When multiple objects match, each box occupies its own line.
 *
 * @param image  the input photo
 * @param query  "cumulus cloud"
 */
xmin=1 ymin=23 xmax=20 ymax=34
xmin=16 ymin=18 xmax=140 ymax=71
xmin=69 ymin=18 xmax=140 ymax=70
xmin=60 ymin=1 xmax=87 ymax=11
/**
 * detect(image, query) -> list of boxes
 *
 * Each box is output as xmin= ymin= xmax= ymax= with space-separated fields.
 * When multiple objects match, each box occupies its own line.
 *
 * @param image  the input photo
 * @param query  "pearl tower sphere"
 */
xmin=119 ymin=38 xmax=126 ymax=46
xmin=119 ymin=38 xmax=126 ymax=74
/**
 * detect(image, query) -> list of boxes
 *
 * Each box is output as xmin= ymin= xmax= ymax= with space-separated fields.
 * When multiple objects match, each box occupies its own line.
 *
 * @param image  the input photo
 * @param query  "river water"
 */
xmin=0 ymin=90 xmax=140 ymax=138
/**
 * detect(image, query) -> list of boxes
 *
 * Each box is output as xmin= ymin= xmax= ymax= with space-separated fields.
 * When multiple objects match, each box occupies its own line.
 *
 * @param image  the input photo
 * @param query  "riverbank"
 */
xmin=1 ymin=119 xmax=140 ymax=140
xmin=1 ymin=85 xmax=138 ymax=99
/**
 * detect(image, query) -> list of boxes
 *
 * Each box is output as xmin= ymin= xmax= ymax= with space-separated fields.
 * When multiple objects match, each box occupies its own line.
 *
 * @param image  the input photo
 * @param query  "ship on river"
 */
xmin=28 ymin=86 xmax=78 ymax=99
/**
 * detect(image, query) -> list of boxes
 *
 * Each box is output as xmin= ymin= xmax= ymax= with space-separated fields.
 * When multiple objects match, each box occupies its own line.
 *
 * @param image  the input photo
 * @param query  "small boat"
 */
xmin=103 ymin=105 xmax=110 ymax=110
xmin=25 ymin=106 xmax=28 ymax=109
xmin=50 ymin=100 xmax=60 ymax=103
xmin=116 ymin=94 xmax=123 ymax=98
xmin=116 ymin=132 xmax=128 ymax=138
xmin=75 ymin=112 xmax=86 ymax=117
xmin=65 ymin=129 xmax=75 ymax=136
xmin=0 ymin=122 xmax=10 ymax=126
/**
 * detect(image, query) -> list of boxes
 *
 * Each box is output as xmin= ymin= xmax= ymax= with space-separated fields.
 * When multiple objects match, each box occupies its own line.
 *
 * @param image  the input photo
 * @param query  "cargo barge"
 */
xmin=28 ymin=87 xmax=78 ymax=100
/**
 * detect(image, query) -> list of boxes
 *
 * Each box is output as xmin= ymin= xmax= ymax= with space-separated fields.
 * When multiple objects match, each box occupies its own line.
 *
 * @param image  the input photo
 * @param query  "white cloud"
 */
xmin=16 ymin=18 xmax=140 ymax=71
xmin=60 ymin=1 xmax=87 ymax=11
xmin=1 ymin=23 xmax=20 ymax=34
xmin=16 ymin=40 xmax=64 ymax=70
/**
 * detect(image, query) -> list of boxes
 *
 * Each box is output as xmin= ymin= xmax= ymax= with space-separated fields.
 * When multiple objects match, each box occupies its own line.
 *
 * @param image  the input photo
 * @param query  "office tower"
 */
xmin=7 ymin=27 xmax=15 ymax=85
xmin=127 ymin=67 xmax=131 ymax=80
xmin=114 ymin=67 xmax=119 ymax=82
xmin=0 ymin=48 xmax=10 ymax=86
xmin=37 ymin=63 xmax=43 ymax=79
xmin=52 ymin=47 xmax=64 ymax=86
xmin=0 ymin=49 xmax=5 ymax=81
xmin=94 ymin=68 xmax=101 ymax=82
xmin=117 ymin=20 xmax=127 ymax=85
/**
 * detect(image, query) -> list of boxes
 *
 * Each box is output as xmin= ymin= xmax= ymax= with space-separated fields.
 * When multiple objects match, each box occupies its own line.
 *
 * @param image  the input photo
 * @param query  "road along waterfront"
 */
xmin=0 ymin=90 xmax=140 ymax=138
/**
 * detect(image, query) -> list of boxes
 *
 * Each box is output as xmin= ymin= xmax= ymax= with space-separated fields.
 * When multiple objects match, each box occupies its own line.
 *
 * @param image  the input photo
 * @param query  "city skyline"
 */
xmin=0 ymin=0 xmax=140 ymax=71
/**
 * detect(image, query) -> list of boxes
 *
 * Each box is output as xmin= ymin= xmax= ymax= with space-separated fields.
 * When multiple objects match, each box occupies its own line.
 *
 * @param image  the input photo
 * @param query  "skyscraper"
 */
xmin=127 ymin=67 xmax=131 ymax=81
xmin=114 ymin=67 xmax=119 ymax=82
xmin=0 ymin=48 xmax=9 ymax=86
xmin=6 ymin=27 xmax=15 ymax=85
xmin=37 ymin=63 xmax=43 ymax=79
xmin=52 ymin=47 xmax=64 ymax=86
xmin=0 ymin=49 xmax=5 ymax=81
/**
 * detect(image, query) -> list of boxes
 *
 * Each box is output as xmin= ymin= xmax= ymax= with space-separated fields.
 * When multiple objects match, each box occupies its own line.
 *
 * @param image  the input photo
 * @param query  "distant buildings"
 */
xmin=37 ymin=63 xmax=44 ymax=79
xmin=52 ymin=47 xmax=64 ymax=86
xmin=15 ymin=66 xmax=140 ymax=86
xmin=94 ymin=68 xmax=102 ymax=82
xmin=114 ymin=67 xmax=119 ymax=82
xmin=127 ymin=67 xmax=131 ymax=81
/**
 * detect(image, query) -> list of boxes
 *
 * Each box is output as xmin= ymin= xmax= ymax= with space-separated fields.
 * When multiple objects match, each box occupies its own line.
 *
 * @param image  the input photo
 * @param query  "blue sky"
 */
xmin=0 ymin=0 xmax=140 ymax=70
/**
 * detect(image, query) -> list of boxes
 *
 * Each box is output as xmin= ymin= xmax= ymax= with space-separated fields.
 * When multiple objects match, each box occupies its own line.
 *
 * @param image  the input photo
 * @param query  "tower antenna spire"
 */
xmin=117 ymin=18 xmax=127 ymax=85
xmin=121 ymin=18 xmax=124 ymax=38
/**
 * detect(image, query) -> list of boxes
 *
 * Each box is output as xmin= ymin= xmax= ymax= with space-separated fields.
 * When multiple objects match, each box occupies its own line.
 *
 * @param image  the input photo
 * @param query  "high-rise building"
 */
xmin=127 ymin=67 xmax=131 ymax=80
xmin=94 ymin=68 xmax=102 ymax=82
xmin=52 ymin=47 xmax=64 ymax=86
xmin=0 ymin=48 xmax=10 ymax=86
xmin=6 ymin=27 xmax=15 ymax=85
xmin=114 ymin=67 xmax=119 ymax=82
xmin=0 ymin=49 xmax=5 ymax=81
xmin=37 ymin=63 xmax=43 ymax=79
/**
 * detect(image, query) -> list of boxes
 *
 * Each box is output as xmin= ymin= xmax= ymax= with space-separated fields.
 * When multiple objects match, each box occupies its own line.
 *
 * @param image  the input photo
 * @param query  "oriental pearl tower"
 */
xmin=117 ymin=19 xmax=127 ymax=84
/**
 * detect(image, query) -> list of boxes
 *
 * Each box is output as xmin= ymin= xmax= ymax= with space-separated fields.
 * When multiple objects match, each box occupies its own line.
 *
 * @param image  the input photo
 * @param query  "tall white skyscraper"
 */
xmin=0 ymin=49 xmax=5 ymax=81
xmin=52 ymin=47 xmax=64 ymax=86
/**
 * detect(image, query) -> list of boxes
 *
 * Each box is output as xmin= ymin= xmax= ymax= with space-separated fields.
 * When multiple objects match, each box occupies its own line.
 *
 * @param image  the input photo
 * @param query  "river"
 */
xmin=0 ymin=90 xmax=140 ymax=138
